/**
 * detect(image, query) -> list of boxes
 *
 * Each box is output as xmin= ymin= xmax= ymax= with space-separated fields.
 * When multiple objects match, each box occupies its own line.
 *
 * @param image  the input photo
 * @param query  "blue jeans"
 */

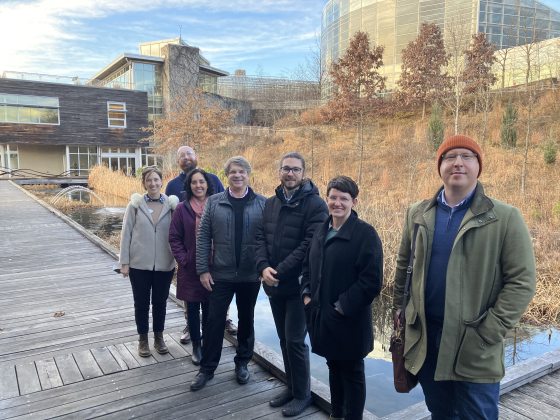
xmin=418 ymin=326 xmax=500 ymax=419
xmin=269 ymin=293 xmax=311 ymax=399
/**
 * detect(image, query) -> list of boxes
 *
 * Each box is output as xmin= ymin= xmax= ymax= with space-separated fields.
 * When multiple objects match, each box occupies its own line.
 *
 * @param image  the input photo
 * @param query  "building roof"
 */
xmin=89 ymin=53 xmax=164 ymax=82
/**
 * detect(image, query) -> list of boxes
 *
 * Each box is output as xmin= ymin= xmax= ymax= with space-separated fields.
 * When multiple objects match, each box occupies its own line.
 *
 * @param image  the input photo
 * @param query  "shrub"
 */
xmin=543 ymin=138 xmax=557 ymax=165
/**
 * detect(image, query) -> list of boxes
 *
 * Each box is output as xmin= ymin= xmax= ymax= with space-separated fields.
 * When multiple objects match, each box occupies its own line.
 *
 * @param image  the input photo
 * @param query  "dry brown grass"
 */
xmin=82 ymin=92 xmax=560 ymax=326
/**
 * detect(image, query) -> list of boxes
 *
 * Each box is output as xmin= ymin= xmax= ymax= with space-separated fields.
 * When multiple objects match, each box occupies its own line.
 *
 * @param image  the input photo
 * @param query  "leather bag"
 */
xmin=390 ymin=224 xmax=419 ymax=393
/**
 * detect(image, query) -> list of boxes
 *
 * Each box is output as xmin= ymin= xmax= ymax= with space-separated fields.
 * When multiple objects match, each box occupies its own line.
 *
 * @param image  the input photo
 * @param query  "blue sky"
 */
xmin=1 ymin=0 xmax=559 ymax=81
xmin=0 ymin=0 xmax=325 ymax=80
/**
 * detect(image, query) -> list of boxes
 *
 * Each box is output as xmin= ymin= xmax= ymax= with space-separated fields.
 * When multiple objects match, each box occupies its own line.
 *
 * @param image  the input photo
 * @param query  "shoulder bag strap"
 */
xmin=399 ymin=223 xmax=419 ymax=321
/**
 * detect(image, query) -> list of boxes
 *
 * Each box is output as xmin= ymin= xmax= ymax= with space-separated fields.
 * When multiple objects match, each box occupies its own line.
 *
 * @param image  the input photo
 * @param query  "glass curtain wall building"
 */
xmin=321 ymin=0 xmax=560 ymax=95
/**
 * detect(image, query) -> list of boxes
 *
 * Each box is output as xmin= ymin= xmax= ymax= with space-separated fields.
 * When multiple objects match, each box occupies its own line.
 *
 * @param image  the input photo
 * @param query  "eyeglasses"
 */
xmin=280 ymin=166 xmax=303 ymax=174
xmin=442 ymin=153 xmax=478 ymax=162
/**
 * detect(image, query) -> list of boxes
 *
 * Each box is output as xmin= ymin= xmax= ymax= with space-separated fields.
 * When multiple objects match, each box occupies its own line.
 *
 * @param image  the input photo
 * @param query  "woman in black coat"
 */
xmin=301 ymin=176 xmax=383 ymax=420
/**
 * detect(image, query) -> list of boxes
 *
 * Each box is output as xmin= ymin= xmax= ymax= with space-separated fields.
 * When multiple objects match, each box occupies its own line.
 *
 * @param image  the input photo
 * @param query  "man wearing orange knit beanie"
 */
xmin=393 ymin=134 xmax=536 ymax=418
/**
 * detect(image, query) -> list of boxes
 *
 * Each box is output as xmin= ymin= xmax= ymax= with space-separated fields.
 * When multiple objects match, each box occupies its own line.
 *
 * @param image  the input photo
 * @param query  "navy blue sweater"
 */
xmin=425 ymin=190 xmax=474 ymax=328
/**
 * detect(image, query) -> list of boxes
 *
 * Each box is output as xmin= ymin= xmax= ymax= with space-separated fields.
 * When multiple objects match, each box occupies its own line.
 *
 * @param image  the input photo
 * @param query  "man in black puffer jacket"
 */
xmin=255 ymin=152 xmax=328 ymax=417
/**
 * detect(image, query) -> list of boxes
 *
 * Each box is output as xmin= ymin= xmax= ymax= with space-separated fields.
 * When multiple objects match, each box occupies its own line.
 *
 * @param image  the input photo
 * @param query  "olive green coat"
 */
xmin=393 ymin=183 xmax=536 ymax=383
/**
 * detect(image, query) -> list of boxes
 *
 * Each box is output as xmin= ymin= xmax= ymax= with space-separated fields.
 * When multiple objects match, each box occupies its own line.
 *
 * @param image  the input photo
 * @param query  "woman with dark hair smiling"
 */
xmin=169 ymin=169 xmax=215 ymax=365
xmin=301 ymin=176 xmax=383 ymax=420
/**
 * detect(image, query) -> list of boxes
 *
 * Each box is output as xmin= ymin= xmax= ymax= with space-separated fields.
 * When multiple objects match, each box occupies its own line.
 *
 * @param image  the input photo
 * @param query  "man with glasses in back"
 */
xmin=255 ymin=152 xmax=328 ymax=417
xmin=392 ymin=135 xmax=536 ymax=418
xmin=165 ymin=145 xmax=238 ymax=344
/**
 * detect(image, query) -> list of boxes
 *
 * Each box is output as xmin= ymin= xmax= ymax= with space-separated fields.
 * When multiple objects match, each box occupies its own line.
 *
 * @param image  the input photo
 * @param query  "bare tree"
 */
xmin=145 ymin=88 xmax=236 ymax=156
xmin=329 ymin=31 xmax=386 ymax=184
xmin=397 ymin=22 xmax=450 ymax=120
xmin=443 ymin=17 xmax=471 ymax=134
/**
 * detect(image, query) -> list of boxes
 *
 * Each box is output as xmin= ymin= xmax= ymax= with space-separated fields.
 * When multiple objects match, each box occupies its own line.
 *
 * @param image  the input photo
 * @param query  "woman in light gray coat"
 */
xmin=119 ymin=166 xmax=179 ymax=357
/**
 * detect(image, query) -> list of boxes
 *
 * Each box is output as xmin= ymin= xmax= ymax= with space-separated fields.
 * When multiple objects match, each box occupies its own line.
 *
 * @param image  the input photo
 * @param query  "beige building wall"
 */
xmin=18 ymin=144 xmax=66 ymax=175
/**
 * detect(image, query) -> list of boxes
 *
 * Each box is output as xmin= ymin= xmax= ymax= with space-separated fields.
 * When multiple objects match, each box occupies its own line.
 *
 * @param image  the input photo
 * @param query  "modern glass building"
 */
xmin=89 ymin=38 xmax=228 ymax=121
xmin=321 ymin=0 xmax=560 ymax=95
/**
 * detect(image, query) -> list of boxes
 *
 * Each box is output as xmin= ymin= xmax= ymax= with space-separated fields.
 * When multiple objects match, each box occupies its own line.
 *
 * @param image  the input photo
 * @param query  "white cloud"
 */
xmin=0 ymin=0 xmax=323 ymax=77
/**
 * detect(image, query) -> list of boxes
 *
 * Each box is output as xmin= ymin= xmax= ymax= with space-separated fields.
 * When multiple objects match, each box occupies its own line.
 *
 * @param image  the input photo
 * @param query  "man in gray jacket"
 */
xmin=191 ymin=156 xmax=266 ymax=391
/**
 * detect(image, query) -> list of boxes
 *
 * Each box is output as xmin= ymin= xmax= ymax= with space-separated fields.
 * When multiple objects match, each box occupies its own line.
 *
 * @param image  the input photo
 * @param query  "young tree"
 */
xmin=463 ymin=32 xmax=497 ymax=143
xmin=145 ymin=88 xmax=236 ymax=156
xmin=501 ymin=101 xmax=518 ymax=149
xmin=463 ymin=33 xmax=497 ymax=108
xmin=329 ymin=30 xmax=386 ymax=183
xmin=397 ymin=22 xmax=450 ymax=119
xmin=427 ymin=103 xmax=444 ymax=151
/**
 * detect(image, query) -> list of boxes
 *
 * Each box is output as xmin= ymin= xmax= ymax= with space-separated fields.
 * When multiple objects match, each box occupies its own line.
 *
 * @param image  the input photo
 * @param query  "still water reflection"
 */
xmin=44 ymin=189 xmax=560 ymax=417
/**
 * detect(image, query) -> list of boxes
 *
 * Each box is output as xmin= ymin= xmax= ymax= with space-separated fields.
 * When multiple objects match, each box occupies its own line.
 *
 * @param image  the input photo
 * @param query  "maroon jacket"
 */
xmin=169 ymin=201 xmax=209 ymax=302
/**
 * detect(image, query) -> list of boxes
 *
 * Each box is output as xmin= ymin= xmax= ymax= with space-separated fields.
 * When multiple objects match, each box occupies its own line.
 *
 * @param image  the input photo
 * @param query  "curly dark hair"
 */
xmin=183 ymin=168 xmax=215 ymax=200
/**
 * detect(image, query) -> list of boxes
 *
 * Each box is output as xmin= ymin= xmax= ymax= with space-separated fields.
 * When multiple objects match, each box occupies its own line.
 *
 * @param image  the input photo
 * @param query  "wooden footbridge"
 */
xmin=0 ymin=179 xmax=559 ymax=419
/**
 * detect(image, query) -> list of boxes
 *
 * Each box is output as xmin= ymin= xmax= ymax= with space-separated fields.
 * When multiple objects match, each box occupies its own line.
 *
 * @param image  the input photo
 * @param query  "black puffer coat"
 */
xmin=301 ymin=211 xmax=383 ymax=360
xmin=255 ymin=180 xmax=328 ymax=297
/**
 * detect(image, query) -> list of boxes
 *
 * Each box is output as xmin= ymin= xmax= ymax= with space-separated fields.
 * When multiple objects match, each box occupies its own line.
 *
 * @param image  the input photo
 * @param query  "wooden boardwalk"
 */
xmin=0 ymin=180 xmax=327 ymax=419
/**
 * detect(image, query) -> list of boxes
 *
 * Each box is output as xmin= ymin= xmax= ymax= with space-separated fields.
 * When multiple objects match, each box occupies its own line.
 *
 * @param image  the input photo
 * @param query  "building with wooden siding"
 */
xmin=0 ymin=77 xmax=152 ymax=177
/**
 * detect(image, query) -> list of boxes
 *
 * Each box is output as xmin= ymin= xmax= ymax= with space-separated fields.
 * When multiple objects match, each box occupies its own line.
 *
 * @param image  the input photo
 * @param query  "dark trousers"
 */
xmin=129 ymin=268 xmax=174 ymax=334
xmin=186 ymin=300 xmax=209 ymax=342
xmin=418 ymin=326 xmax=500 ymax=419
xmin=200 ymin=280 xmax=260 ymax=373
xmin=326 ymin=359 xmax=365 ymax=420
xmin=269 ymin=293 xmax=311 ymax=399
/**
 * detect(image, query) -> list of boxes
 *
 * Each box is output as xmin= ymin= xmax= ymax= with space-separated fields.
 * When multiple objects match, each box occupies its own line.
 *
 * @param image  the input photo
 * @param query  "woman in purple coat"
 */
xmin=169 ymin=169 xmax=215 ymax=365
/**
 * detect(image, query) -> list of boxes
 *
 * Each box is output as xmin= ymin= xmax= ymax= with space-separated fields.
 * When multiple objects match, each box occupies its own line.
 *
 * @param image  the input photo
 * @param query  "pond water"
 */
xmin=37 ymin=187 xmax=560 ymax=417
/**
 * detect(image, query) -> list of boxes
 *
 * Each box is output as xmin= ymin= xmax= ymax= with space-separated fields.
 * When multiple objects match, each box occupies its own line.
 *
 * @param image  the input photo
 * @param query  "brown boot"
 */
xmin=154 ymin=332 xmax=169 ymax=354
xmin=138 ymin=334 xmax=151 ymax=357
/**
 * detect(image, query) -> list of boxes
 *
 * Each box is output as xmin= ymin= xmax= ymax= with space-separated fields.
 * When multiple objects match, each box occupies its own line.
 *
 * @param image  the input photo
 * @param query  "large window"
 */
xmin=68 ymin=146 xmax=98 ymax=176
xmin=0 ymin=145 xmax=19 ymax=173
xmin=0 ymin=93 xmax=59 ymax=125
xmin=107 ymin=101 xmax=127 ymax=128
xmin=101 ymin=147 xmax=137 ymax=176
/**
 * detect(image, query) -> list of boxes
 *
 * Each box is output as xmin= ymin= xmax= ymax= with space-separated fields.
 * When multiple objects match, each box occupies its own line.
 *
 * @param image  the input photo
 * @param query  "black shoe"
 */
xmin=282 ymin=397 xmax=312 ymax=417
xmin=191 ymin=340 xmax=202 ymax=366
xmin=190 ymin=371 xmax=213 ymax=391
xmin=180 ymin=325 xmax=191 ymax=344
xmin=225 ymin=319 xmax=237 ymax=335
xmin=235 ymin=363 xmax=250 ymax=384
xmin=269 ymin=389 xmax=293 ymax=407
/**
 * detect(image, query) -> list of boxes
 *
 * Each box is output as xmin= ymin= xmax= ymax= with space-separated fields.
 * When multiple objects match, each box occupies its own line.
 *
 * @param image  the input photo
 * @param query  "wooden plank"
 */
xmin=35 ymin=358 xmax=63 ymax=390
xmin=500 ymin=389 xmax=560 ymax=417
xmin=72 ymin=350 xmax=103 ymax=380
xmin=0 ymin=364 xmax=19 ymax=399
xmin=164 ymin=333 xmax=190 ymax=359
xmin=106 ymin=345 xmax=129 ymax=372
xmin=111 ymin=343 xmax=140 ymax=370
xmin=515 ymin=379 xmax=560 ymax=410
xmin=54 ymin=354 xmax=83 ymax=385
xmin=91 ymin=347 xmax=123 ymax=375
xmin=497 ymin=404 xmax=531 ymax=419
xmin=15 ymin=362 xmax=41 ymax=395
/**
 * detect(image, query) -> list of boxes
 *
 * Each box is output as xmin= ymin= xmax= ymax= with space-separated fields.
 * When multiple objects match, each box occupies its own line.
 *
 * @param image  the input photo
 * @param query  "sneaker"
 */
xmin=281 ymin=396 xmax=312 ymax=417
xmin=269 ymin=389 xmax=293 ymax=407
xmin=235 ymin=363 xmax=250 ymax=384
xmin=190 ymin=371 xmax=213 ymax=391
xmin=225 ymin=319 xmax=237 ymax=335
xmin=180 ymin=325 xmax=191 ymax=344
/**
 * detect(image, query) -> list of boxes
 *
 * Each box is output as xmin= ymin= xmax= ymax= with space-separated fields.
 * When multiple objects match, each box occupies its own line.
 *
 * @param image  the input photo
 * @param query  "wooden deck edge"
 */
xmin=383 ymin=347 xmax=560 ymax=420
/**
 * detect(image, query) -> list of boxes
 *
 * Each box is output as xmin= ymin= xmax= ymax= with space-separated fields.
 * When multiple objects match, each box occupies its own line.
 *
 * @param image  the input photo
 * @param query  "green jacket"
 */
xmin=393 ymin=183 xmax=536 ymax=383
